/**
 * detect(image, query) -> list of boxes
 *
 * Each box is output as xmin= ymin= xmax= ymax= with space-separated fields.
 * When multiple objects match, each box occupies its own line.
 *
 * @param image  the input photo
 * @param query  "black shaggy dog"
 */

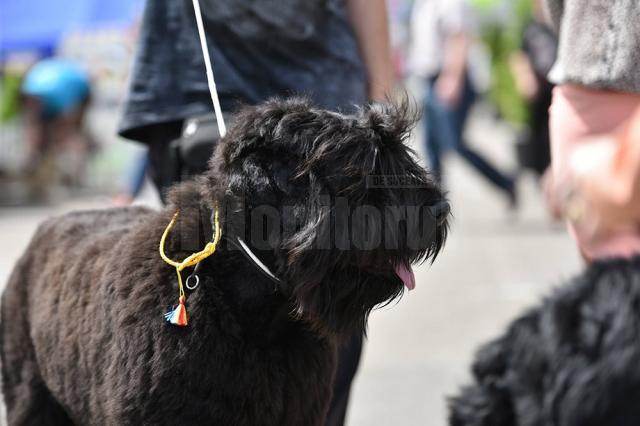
xmin=1 ymin=98 xmax=449 ymax=425
xmin=450 ymin=257 xmax=640 ymax=426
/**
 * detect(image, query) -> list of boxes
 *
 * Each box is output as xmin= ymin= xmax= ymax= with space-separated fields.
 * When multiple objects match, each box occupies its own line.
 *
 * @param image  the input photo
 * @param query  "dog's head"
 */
xmin=206 ymin=98 xmax=449 ymax=335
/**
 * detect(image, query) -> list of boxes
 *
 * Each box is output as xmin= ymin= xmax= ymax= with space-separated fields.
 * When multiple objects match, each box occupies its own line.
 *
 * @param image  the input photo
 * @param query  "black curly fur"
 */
xmin=449 ymin=257 xmax=640 ymax=426
xmin=1 ymin=98 xmax=448 ymax=425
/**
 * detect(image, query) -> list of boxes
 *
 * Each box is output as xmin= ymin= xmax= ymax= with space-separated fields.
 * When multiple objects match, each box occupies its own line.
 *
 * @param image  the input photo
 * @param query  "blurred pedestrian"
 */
xmin=118 ymin=1 xmax=394 ymax=424
xmin=21 ymin=58 xmax=93 ymax=190
xmin=409 ymin=0 xmax=516 ymax=205
xmin=543 ymin=0 xmax=640 ymax=260
xmin=511 ymin=0 xmax=557 ymax=176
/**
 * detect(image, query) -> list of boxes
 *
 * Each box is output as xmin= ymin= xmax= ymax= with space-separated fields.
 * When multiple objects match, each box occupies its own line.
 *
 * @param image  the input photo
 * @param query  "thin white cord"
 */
xmin=192 ymin=0 xmax=227 ymax=137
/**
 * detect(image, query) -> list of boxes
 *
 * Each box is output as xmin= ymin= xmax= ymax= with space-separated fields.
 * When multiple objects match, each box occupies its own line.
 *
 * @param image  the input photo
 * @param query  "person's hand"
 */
xmin=510 ymin=52 xmax=539 ymax=101
xmin=435 ymin=73 xmax=463 ymax=107
xmin=564 ymin=109 xmax=640 ymax=240
xmin=570 ymin=136 xmax=640 ymax=235
xmin=518 ymin=74 xmax=539 ymax=101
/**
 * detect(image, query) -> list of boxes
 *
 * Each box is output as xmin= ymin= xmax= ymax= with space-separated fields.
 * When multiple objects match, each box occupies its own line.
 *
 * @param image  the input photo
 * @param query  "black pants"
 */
xmin=325 ymin=332 xmax=363 ymax=426
xmin=146 ymin=129 xmax=363 ymax=425
xmin=140 ymin=122 xmax=183 ymax=202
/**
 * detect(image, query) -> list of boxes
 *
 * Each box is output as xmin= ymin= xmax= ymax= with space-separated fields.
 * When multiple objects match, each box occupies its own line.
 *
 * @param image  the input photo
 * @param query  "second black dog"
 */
xmin=450 ymin=257 xmax=640 ymax=426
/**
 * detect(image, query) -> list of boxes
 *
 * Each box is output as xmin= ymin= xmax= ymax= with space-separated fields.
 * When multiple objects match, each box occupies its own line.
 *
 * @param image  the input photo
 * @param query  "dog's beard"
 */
xmin=282 ymin=209 xmax=447 ymax=336
xmin=286 ymin=260 xmax=405 ymax=336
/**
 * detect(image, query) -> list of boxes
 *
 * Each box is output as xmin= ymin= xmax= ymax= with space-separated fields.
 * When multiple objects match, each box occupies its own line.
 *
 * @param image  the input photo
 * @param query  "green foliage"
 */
xmin=1 ymin=72 xmax=23 ymax=123
xmin=472 ymin=0 xmax=533 ymax=124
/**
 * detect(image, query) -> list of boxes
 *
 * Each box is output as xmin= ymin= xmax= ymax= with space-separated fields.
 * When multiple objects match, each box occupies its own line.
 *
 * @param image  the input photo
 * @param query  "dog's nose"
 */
xmin=429 ymin=200 xmax=450 ymax=227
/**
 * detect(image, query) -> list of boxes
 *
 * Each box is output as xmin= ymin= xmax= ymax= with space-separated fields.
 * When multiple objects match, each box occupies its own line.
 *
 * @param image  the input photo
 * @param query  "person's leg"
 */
xmin=529 ymin=83 xmax=553 ymax=175
xmin=136 ymin=122 xmax=183 ymax=202
xmin=147 ymin=140 xmax=175 ymax=202
xmin=324 ymin=332 xmax=363 ymax=426
xmin=448 ymin=77 xmax=515 ymax=195
xmin=127 ymin=153 xmax=150 ymax=199
xmin=54 ymin=107 xmax=91 ymax=187
xmin=21 ymin=97 xmax=48 ymax=173
xmin=424 ymin=80 xmax=443 ymax=182
xmin=456 ymin=145 xmax=514 ymax=192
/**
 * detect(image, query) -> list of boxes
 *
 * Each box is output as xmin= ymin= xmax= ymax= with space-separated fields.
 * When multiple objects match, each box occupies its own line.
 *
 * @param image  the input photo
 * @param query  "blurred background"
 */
xmin=1 ymin=0 xmax=148 ymax=205
xmin=0 ymin=0 xmax=582 ymax=424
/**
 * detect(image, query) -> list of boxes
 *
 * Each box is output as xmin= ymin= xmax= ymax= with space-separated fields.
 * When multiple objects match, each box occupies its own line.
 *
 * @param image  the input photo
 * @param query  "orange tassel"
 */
xmin=164 ymin=296 xmax=188 ymax=327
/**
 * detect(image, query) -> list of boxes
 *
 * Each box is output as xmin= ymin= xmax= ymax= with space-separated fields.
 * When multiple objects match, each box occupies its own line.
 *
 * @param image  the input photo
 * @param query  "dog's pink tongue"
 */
xmin=395 ymin=264 xmax=416 ymax=291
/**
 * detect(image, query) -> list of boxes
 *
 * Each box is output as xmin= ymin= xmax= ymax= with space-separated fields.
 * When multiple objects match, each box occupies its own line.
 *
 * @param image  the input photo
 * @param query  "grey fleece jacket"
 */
xmin=544 ymin=0 xmax=640 ymax=94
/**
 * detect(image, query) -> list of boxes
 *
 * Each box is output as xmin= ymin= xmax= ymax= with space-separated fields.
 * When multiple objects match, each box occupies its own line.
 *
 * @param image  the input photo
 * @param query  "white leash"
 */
xmin=191 ymin=0 xmax=227 ymax=138
xmin=191 ymin=1 xmax=285 ymax=287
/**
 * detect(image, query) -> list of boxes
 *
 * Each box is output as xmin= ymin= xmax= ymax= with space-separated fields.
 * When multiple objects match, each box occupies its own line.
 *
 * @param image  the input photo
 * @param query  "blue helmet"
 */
xmin=22 ymin=59 xmax=90 ymax=118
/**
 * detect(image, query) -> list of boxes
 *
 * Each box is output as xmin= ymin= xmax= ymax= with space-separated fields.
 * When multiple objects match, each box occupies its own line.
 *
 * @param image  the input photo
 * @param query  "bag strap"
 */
xmin=192 ymin=0 xmax=227 ymax=138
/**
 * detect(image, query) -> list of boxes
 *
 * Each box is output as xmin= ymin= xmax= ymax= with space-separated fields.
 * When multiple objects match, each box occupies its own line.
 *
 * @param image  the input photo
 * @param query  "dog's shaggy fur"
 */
xmin=449 ymin=257 xmax=640 ymax=426
xmin=1 ymin=98 xmax=448 ymax=425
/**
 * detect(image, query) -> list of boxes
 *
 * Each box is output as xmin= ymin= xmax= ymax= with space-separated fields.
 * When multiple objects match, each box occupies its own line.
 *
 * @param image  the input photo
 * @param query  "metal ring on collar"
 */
xmin=186 ymin=274 xmax=200 ymax=291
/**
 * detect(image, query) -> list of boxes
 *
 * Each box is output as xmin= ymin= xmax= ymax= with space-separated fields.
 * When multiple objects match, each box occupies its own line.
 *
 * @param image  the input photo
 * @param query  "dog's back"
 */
xmin=0 ymin=197 xmax=337 ymax=426
xmin=450 ymin=257 xmax=640 ymax=426
xmin=1 ymin=207 xmax=154 ymax=425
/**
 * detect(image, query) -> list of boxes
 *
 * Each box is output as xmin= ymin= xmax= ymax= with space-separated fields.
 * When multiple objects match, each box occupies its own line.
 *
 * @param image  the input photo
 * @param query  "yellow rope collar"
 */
xmin=159 ymin=207 xmax=221 ymax=326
